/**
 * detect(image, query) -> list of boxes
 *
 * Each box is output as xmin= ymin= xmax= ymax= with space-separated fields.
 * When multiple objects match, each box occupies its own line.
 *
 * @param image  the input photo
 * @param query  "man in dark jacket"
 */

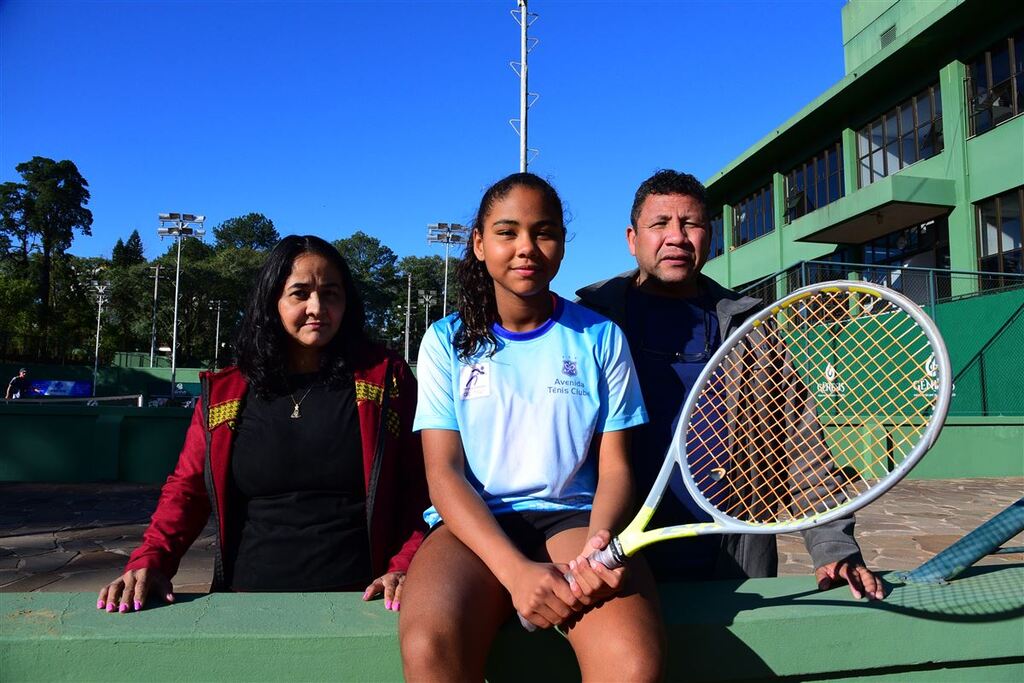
xmin=577 ymin=169 xmax=883 ymax=600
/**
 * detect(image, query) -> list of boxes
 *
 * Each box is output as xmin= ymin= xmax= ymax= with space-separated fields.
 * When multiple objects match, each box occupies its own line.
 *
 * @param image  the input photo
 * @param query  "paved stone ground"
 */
xmin=1 ymin=478 xmax=1021 ymax=593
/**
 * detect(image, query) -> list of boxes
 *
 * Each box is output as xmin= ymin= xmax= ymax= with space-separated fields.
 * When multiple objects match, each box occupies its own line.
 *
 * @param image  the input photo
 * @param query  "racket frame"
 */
xmin=615 ymin=280 xmax=952 ymax=558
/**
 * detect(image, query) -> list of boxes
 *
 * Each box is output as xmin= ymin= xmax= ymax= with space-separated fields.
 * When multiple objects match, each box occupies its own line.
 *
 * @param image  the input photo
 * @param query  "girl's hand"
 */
xmin=509 ymin=560 xmax=582 ymax=629
xmin=98 ymin=568 xmax=174 ymax=613
xmin=567 ymin=530 xmax=626 ymax=607
xmin=363 ymin=571 xmax=406 ymax=611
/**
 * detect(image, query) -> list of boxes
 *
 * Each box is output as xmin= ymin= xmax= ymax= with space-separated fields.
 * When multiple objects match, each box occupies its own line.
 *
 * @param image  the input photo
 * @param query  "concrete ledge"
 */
xmin=2 ymin=568 xmax=1022 ymax=682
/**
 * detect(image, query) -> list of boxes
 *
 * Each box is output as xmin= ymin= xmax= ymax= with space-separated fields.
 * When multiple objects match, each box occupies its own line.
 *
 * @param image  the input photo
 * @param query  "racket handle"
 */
xmin=516 ymin=537 xmax=627 ymax=631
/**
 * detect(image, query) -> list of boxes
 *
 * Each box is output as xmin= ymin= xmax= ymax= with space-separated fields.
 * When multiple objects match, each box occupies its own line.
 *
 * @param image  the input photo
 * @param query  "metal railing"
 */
xmin=738 ymin=261 xmax=1024 ymax=417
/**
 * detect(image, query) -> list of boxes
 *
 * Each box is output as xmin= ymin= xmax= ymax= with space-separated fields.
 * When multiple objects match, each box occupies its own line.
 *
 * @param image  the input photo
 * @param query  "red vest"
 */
xmin=126 ymin=346 xmax=427 ymax=587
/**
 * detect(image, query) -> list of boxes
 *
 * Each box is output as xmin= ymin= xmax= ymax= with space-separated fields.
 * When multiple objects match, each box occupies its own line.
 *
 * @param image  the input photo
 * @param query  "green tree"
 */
xmin=112 ymin=229 xmax=145 ymax=267
xmin=333 ymin=231 xmax=400 ymax=339
xmin=213 ymin=213 xmax=280 ymax=251
xmin=15 ymin=156 xmax=93 ymax=351
xmin=392 ymin=254 xmax=457 ymax=359
xmin=0 ymin=181 xmax=30 ymax=267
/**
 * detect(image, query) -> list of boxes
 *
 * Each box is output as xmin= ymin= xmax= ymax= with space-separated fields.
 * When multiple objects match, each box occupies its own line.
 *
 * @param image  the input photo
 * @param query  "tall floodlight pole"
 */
xmin=418 ymin=289 xmax=437 ymax=332
xmin=158 ymin=213 xmax=206 ymax=403
xmin=427 ymin=222 xmax=469 ymax=316
xmin=404 ymin=273 xmax=412 ymax=362
xmin=148 ymin=264 xmax=163 ymax=367
xmin=209 ymin=299 xmax=225 ymax=369
xmin=90 ymin=270 xmax=109 ymax=397
xmin=510 ymin=1 xmax=539 ymax=171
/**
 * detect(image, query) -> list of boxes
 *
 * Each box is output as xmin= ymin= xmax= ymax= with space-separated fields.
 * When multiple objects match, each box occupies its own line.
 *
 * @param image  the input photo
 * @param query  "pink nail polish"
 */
xmin=134 ymin=601 xmax=142 ymax=611
xmin=384 ymin=599 xmax=392 ymax=610
xmin=97 ymin=600 xmax=104 ymax=610
xmin=106 ymin=603 xmax=115 ymax=613
xmin=393 ymin=602 xmax=400 ymax=611
xmin=118 ymin=603 xmax=128 ymax=613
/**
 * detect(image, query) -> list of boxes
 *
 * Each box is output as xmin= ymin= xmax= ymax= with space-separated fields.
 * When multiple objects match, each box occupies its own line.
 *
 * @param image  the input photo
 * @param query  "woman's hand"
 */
xmin=508 ymin=559 xmax=582 ymax=629
xmin=98 ymin=568 xmax=174 ymax=613
xmin=362 ymin=571 xmax=406 ymax=611
xmin=566 ymin=530 xmax=627 ymax=607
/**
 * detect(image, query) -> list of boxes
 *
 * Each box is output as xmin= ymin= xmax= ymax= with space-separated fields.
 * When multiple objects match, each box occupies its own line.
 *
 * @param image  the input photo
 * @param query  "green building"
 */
xmin=704 ymin=0 xmax=1022 ymax=291
xmin=700 ymin=0 xmax=1024 ymax=426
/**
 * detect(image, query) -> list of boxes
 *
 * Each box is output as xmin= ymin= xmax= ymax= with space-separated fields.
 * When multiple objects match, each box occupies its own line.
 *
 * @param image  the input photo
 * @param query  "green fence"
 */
xmin=741 ymin=262 xmax=1024 ymax=417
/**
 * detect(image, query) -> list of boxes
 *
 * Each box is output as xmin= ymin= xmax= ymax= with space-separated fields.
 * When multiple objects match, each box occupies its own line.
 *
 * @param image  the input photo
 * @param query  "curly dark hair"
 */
xmin=235 ymin=234 xmax=369 ymax=397
xmin=630 ymin=169 xmax=708 ymax=228
xmin=453 ymin=172 xmax=565 ymax=361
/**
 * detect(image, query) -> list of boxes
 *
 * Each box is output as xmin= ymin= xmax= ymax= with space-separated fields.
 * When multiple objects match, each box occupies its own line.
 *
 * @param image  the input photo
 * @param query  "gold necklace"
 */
xmin=289 ymin=384 xmax=316 ymax=419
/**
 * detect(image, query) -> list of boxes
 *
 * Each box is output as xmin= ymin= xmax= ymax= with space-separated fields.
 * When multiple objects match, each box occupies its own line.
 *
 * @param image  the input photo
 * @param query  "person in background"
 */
xmin=99 ymin=235 xmax=428 ymax=612
xmin=577 ymin=169 xmax=883 ymax=600
xmin=5 ymin=368 xmax=34 ymax=400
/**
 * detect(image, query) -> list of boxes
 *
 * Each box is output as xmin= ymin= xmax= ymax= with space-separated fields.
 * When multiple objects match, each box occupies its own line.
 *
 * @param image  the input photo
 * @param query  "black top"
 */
xmin=7 ymin=375 xmax=30 ymax=398
xmin=624 ymin=287 xmax=722 ymax=579
xmin=225 ymin=373 xmax=372 ymax=591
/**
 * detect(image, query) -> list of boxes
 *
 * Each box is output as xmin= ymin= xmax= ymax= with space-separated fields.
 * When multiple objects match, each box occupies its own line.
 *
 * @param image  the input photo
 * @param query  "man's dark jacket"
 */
xmin=577 ymin=270 xmax=862 ymax=578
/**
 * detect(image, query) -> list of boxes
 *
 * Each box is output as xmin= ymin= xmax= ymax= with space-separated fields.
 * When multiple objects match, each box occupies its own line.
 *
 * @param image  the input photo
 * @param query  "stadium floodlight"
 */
xmin=418 ymin=289 xmax=437 ymax=330
xmin=427 ymin=222 xmax=469 ymax=316
xmin=157 ymin=212 xmax=206 ymax=403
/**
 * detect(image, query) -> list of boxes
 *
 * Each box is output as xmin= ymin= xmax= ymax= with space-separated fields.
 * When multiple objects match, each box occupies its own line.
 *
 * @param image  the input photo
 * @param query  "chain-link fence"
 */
xmin=739 ymin=261 xmax=1024 ymax=417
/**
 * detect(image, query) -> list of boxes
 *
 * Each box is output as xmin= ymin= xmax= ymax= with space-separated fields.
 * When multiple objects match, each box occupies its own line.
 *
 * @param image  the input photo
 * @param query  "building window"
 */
xmin=708 ymin=213 xmax=724 ymax=259
xmin=785 ymin=141 xmax=845 ymax=222
xmin=977 ymin=187 xmax=1023 ymax=276
xmin=733 ymin=185 xmax=774 ymax=247
xmin=857 ymin=84 xmax=943 ymax=187
xmin=967 ymin=29 xmax=1024 ymax=136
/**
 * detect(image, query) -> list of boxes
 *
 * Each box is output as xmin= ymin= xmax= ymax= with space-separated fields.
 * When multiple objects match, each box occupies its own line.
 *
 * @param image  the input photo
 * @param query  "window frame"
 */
xmin=976 ymin=186 xmax=1024 ymax=276
xmin=732 ymin=184 xmax=774 ymax=248
xmin=708 ymin=213 xmax=725 ymax=260
xmin=857 ymin=83 xmax=943 ymax=188
xmin=966 ymin=29 xmax=1023 ymax=136
xmin=784 ymin=141 xmax=845 ymax=223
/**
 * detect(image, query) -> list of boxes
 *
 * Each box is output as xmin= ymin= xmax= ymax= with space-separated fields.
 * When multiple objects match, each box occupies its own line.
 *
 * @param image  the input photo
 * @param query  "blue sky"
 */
xmin=1 ymin=0 xmax=846 ymax=296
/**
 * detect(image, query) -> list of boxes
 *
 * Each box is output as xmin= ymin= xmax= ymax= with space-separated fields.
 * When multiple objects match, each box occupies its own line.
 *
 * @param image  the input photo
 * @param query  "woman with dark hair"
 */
xmin=99 ymin=235 xmax=426 ymax=612
xmin=399 ymin=174 xmax=664 ymax=681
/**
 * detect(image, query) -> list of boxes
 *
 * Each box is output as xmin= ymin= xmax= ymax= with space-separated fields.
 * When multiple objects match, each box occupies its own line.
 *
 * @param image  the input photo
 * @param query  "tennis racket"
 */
xmin=520 ymin=280 xmax=952 ymax=629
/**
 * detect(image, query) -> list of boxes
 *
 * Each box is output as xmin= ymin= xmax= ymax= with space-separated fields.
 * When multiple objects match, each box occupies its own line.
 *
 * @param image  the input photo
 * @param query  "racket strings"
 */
xmin=684 ymin=289 xmax=939 ymax=526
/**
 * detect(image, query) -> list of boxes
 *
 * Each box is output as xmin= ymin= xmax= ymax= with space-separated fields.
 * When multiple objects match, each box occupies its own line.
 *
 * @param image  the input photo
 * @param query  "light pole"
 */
xmin=89 ymin=269 xmax=109 ymax=397
xmin=427 ymin=222 xmax=469 ymax=316
xmin=209 ymin=299 xmax=225 ymax=369
xmin=157 ymin=212 xmax=206 ymax=403
xmin=148 ymin=264 xmax=169 ymax=367
xmin=404 ymin=273 xmax=412 ymax=362
xmin=418 ymin=289 xmax=437 ymax=332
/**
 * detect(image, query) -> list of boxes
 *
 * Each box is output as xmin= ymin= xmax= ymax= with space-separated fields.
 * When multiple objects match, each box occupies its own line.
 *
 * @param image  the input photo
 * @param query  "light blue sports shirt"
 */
xmin=414 ymin=296 xmax=648 ymax=528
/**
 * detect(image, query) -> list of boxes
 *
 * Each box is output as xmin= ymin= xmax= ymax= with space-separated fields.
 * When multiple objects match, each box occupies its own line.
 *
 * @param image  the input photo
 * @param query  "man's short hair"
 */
xmin=18 ymin=368 xmax=26 ymax=374
xmin=630 ymin=169 xmax=709 ymax=228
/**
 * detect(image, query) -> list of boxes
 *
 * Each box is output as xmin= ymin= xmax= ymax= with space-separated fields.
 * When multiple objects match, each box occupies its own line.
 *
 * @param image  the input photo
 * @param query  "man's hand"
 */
xmin=815 ymin=558 xmax=884 ymax=601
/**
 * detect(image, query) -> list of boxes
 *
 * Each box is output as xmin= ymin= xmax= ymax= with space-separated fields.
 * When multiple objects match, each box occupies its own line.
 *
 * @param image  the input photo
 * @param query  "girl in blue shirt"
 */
xmin=399 ymin=173 xmax=664 ymax=681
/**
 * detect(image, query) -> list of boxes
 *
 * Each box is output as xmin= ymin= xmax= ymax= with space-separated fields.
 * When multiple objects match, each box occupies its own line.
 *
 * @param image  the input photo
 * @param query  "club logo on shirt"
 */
xmin=460 ymin=362 xmax=490 ymax=400
xmin=549 ymin=357 xmax=589 ymax=396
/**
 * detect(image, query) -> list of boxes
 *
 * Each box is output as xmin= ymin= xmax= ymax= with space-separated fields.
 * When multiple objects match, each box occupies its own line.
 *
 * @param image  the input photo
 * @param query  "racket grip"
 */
xmin=516 ymin=537 xmax=627 ymax=631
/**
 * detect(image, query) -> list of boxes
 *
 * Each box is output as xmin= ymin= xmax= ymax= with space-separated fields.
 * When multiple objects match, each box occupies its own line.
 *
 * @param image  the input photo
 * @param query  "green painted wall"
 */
xmin=2 ymin=568 xmax=1021 ymax=682
xmin=1 ymin=408 xmax=1019 ymax=484
xmin=841 ymin=0 xmax=956 ymax=76
xmin=912 ymin=417 xmax=1024 ymax=479
xmin=935 ymin=287 xmax=1024 ymax=417
xmin=0 ymin=405 xmax=190 ymax=483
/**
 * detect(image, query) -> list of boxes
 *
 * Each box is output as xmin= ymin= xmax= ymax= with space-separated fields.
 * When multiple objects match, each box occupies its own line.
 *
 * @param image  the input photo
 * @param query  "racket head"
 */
xmin=670 ymin=280 xmax=952 ymax=534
